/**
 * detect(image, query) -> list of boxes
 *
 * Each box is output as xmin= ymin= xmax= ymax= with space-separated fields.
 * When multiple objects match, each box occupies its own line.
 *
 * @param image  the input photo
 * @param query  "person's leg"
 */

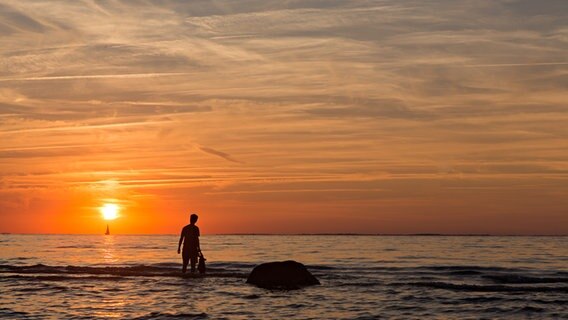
xmin=182 ymin=251 xmax=189 ymax=273
xmin=190 ymin=252 xmax=198 ymax=273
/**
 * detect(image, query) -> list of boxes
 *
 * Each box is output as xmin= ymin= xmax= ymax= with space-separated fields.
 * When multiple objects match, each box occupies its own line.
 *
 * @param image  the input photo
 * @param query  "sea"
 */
xmin=0 ymin=235 xmax=566 ymax=319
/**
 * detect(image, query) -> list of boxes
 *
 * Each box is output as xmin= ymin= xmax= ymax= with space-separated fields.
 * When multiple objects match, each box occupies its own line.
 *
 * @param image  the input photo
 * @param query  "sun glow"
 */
xmin=100 ymin=203 xmax=119 ymax=220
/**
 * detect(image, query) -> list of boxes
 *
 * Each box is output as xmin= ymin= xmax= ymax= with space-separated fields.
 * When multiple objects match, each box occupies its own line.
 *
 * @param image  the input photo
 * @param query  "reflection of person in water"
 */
xmin=177 ymin=213 xmax=201 ymax=273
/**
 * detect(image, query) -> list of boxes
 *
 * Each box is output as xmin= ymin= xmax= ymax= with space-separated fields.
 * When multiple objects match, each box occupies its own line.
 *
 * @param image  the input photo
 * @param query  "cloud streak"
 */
xmin=463 ymin=62 xmax=568 ymax=68
xmin=0 ymin=73 xmax=192 ymax=82
xmin=198 ymin=146 xmax=243 ymax=164
xmin=0 ymin=0 xmax=566 ymax=234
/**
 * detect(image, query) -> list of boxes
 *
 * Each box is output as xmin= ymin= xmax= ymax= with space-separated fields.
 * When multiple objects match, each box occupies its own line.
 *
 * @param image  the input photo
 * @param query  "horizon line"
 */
xmin=1 ymin=232 xmax=566 ymax=237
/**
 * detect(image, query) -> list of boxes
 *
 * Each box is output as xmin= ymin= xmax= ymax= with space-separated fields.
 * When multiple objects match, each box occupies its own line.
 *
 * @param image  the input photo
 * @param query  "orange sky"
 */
xmin=0 ymin=0 xmax=567 ymax=235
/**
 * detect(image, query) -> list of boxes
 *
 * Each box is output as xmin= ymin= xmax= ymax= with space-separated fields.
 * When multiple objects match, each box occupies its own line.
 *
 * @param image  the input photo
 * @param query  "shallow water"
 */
xmin=0 ymin=235 xmax=567 ymax=319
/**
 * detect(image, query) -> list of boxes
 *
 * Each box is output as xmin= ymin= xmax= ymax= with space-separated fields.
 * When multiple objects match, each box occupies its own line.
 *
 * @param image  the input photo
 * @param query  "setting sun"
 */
xmin=100 ymin=204 xmax=119 ymax=220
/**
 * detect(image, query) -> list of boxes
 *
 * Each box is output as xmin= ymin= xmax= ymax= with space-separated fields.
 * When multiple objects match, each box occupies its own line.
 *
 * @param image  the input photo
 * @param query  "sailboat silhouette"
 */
xmin=105 ymin=224 xmax=110 ymax=235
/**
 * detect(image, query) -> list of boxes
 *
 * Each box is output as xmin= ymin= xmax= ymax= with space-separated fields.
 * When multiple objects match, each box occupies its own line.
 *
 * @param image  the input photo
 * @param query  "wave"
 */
xmin=132 ymin=312 xmax=208 ymax=320
xmin=0 ymin=264 xmax=247 ymax=279
xmin=483 ymin=274 xmax=568 ymax=284
xmin=2 ymin=274 xmax=128 ymax=282
xmin=337 ymin=281 xmax=382 ymax=287
xmin=417 ymin=265 xmax=516 ymax=272
xmin=457 ymin=296 xmax=503 ymax=303
xmin=3 ymin=262 xmax=566 ymax=291
xmin=0 ymin=308 xmax=30 ymax=318
xmin=304 ymin=265 xmax=336 ymax=270
xmin=56 ymin=246 xmax=96 ymax=249
xmin=123 ymin=246 xmax=169 ymax=250
xmin=396 ymin=281 xmax=568 ymax=293
xmin=307 ymin=264 xmax=523 ymax=273
xmin=205 ymin=262 xmax=257 ymax=269
xmin=322 ymin=264 xmax=568 ymax=281
xmin=149 ymin=262 xmax=180 ymax=268
xmin=0 ymin=261 xmax=330 ymax=279
xmin=447 ymin=270 xmax=483 ymax=275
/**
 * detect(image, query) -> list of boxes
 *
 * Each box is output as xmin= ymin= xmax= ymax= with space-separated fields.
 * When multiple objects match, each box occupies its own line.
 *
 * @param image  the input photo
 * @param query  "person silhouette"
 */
xmin=177 ymin=213 xmax=201 ymax=273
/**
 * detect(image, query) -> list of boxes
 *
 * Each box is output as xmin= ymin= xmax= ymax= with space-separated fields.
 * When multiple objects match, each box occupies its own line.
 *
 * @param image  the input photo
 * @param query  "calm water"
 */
xmin=0 ymin=235 xmax=566 ymax=319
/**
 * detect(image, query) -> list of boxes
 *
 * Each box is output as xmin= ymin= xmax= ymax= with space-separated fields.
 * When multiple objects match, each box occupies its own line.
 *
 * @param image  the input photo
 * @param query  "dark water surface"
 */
xmin=0 ymin=235 xmax=567 ymax=319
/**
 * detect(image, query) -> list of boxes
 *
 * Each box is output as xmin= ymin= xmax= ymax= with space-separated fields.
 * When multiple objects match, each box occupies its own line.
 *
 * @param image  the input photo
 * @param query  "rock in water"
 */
xmin=246 ymin=260 xmax=320 ymax=289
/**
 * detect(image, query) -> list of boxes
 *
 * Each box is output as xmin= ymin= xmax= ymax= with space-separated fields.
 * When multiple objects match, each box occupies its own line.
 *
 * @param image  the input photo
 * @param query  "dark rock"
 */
xmin=246 ymin=260 xmax=320 ymax=289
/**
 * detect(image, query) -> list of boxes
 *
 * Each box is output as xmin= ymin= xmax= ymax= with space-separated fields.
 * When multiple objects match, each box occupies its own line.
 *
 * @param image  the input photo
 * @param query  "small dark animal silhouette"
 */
xmin=198 ymin=252 xmax=206 ymax=274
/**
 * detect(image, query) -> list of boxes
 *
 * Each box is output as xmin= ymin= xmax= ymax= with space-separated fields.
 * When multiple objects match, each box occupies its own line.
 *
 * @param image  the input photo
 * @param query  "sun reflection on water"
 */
xmin=94 ymin=298 xmax=127 ymax=319
xmin=102 ymin=235 xmax=117 ymax=264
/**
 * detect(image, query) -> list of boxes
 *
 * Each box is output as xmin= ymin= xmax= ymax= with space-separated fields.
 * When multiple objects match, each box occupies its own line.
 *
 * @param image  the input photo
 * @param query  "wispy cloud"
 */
xmin=197 ymin=145 xmax=243 ymax=164
xmin=0 ymin=0 xmax=566 ymax=233
xmin=0 ymin=73 xmax=192 ymax=82
xmin=463 ymin=62 xmax=568 ymax=68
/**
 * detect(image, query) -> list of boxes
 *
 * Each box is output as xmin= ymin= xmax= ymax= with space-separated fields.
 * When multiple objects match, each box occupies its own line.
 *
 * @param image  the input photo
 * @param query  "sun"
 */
xmin=100 ymin=203 xmax=120 ymax=220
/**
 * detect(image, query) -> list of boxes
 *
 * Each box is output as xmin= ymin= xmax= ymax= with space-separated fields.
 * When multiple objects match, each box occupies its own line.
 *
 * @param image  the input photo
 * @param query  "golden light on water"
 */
xmin=100 ymin=204 xmax=120 ymax=220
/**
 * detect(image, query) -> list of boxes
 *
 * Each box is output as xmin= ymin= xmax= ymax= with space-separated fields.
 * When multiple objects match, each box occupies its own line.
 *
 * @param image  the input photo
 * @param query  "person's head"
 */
xmin=190 ymin=213 xmax=198 ymax=224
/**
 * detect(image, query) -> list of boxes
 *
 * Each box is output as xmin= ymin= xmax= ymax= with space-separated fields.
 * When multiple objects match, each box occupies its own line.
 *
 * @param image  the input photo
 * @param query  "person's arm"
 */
xmin=177 ymin=228 xmax=185 ymax=254
xmin=196 ymin=227 xmax=201 ymax=252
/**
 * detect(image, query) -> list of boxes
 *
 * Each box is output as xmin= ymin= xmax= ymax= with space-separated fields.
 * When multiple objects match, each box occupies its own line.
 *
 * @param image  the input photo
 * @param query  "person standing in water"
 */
xmin=177 ymin=213 xmax=201 ymax=273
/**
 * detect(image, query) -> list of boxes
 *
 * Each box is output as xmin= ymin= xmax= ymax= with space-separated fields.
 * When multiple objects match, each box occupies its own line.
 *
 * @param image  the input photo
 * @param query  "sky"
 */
xmin=0 ymin=0 xmax=567 ymax=235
